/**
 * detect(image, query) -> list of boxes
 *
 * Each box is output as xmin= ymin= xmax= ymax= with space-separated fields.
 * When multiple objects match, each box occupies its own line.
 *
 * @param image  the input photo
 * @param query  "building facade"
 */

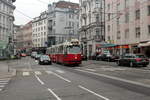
xmin=0 ymin=0 xmax=16 ymax=58
xmin=22 ymin=21 xmax=32 ymax=49
xmin=15 ymin=25 xmax=23 ymax=50
xmin=32 ymin=11 xmax=48 ymax=48
xmin=47 ymin=1 xmax=79 ymax=47
xmin=79 ymin=0 xmax=105 ymax=59
xmin=105 ymin=0 xmax=150 ymax=57
xmin=15 ymin=21 xmax=32 ymax=53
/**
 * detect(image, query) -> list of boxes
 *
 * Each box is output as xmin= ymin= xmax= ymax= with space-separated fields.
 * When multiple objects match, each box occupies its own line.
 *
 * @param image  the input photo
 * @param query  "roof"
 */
xmin=55 ymin=1 xmax=79 ymax=9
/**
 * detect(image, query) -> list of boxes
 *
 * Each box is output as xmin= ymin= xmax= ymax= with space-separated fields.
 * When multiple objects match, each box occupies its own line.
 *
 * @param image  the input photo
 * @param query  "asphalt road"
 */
xmin=0 ymin=57 xmax=150 ymax=100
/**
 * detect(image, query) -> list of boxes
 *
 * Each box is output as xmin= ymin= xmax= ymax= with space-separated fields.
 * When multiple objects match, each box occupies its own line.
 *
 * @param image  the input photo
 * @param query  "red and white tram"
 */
xmin=46 ymin=39 xmax=82 ymax=65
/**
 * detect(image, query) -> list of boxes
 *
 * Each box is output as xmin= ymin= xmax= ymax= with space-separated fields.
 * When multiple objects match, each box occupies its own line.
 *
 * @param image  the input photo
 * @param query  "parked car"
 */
xmin=35 ymin=54 xmax=42 ymax=60
xmin=117 ymin=54 xmax=149 ymax=67
xmin=21 ymin=53 xmax=27 ymax=57
xmin=81 ymin=54 xmax=87 ymax=60
xmin=31 ymin=52 xmax=37 ymax=58
xmin=38 ymin=55 xmax=52 ymax=65
xmin=96 ymin=53 xmax=118 ymax=62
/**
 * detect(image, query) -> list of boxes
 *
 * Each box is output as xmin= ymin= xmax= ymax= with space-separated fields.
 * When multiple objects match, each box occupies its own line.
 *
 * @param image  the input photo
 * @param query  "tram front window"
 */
xmin=67 ymin=46 xmax=81 ymax=54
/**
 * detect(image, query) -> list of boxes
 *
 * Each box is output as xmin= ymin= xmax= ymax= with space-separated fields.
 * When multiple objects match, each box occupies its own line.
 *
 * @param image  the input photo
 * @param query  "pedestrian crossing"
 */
xmin=20 ymin=70 xmax=65 ymax=77
xmin=0 ymin=78 xmax=10 ymax=92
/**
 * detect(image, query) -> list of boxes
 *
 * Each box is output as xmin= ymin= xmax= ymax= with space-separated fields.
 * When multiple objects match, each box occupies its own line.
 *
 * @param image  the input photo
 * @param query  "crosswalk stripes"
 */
xmin=34 ymin=71 xmax=42 ymax=75
xmin=21 ymin=70 xmax=66 ymax=77
xmin=0 ymin=78 xmax=10 ymax=92
xmin=23 ymin=72 xmax=30 ymax=76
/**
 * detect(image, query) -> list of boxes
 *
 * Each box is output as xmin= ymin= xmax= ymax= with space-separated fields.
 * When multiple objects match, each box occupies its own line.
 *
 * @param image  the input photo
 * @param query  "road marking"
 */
xmin=46 ymin=71 xmax=53 ymax=74
xmin=0 ymin=78 xmax=10 ymax=81
xmin=56 ymin=70 xmax=65 ymax=74
xmin=85 ymin=69 xmax=96 ymax=72
xmin=0 ymin=85 xmax=5 ymax=88
xmin=47 ymin=88 xmax=61 ymax=100
xmin=52 ymin=72 xmax=71 ymax=83
xmin=0 ymin=82 xmax=8 ymax=85
xmin=0 ymin=80 xmax=9 ymax=83
xmin=35 ymin=71 xmax=42 ymax=75
xmin=78 ymin=85 xmax=109 ymax=100
xmin=23 ymin=72 xmax=30 ymax=76
xmin=35 ymin=75 xmax=44 ymax=85
xmin=76 ymin=69 xmax=150 ymax=88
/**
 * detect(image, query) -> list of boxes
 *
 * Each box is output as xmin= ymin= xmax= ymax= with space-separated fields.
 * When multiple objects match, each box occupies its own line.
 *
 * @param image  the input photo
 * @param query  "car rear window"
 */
xmin=136 ymin=55 xmax=146 ymax=58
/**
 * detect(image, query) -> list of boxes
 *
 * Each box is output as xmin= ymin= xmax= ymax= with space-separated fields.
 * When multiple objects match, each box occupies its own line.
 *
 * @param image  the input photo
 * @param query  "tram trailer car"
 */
xmin=46 ymin=39 xmax=82 ymax=66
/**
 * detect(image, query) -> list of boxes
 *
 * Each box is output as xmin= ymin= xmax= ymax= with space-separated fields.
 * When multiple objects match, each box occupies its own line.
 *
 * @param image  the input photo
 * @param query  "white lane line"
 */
xmin=0 ymin=85 xmax=5 ymax=88
xmin=0 ymin=78 xmax=10 ymax=81
xmin=0 ymin=82 xmax=8 ymax=85
xmin=47 ymin=88 xmax=62 ymax=100
xmin=35 ymin=71 xmax=42 ymax=75
xmin=78 ymin=85 xmax=109 ymax=100
xmin=76 ymin=69 xmax=150 ymax=88
xmin=0 ymin=80 xmax=9 ymax=83
xmin=85 ymin=69 xmax=96 ymax=72
xmin=51 ymin=72 xmax=71 ymax=83
xmin=35 ymin=75 xmax=44 ymax=85
xmin=46 ymin=71 xmax=53 ymax=74
xmin=23 ymin=72 xmax=30 ymax=76
xmin=55 ymin=70 xmax=65 ymax=74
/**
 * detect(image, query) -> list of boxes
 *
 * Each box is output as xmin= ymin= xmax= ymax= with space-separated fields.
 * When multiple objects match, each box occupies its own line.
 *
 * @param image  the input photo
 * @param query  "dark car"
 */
xmin=96 ymin=53 xmax=118 ymax=62
xmin=117 ymin=54 xmax=149 ymax=67
xmin=38 ymin=55 xmax=52 ymax=65
xmin=35 ymin=54 xmax=42 ymax=60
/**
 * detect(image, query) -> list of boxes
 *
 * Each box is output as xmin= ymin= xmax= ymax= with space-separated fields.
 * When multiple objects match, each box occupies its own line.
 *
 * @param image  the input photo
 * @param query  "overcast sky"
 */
xmin=14 ymin=0 xmax=79 ymax=25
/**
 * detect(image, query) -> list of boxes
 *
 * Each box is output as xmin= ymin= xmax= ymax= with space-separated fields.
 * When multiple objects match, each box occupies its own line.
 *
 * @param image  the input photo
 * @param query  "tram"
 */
xmin=46 ymin=39 xmax=82 ymax=65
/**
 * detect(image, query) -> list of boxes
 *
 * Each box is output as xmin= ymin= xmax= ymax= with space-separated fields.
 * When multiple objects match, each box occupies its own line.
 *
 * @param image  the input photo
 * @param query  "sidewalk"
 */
xmin=0 ymin=61 xmax=16 ymax=79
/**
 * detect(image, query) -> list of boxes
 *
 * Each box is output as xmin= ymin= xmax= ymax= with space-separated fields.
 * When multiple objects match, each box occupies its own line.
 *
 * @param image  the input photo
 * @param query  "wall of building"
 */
xmin=47 ymin=1 xmax=79 ymax=46
xmin=0 ymin=0 xmax=16 ymax=58
xmin=32 ymin=11 xmax=48 ymax=48
xmin=105 ymin=0 xmax=150 ymax=56
xmin=79 ymin=0 xmax=105 ymax=58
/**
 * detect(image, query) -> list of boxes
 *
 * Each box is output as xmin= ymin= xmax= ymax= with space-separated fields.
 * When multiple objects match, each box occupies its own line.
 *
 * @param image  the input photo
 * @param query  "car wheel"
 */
xmin=130 ymin=62 xmax=134 ymax=67
xmin=142 ymin=65 xmax=147 ymax=67
xmin=117 ymin=61 xmax=121 ymax=66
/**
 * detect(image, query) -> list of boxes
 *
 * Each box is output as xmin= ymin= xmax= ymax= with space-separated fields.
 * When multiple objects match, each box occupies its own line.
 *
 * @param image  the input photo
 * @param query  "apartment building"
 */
xmin=0 ymin=0 xmax=16 ymax=58
xmin=47 ymin=1 xmax=79 ymax=47
xmin=105 ymin=0 xmax=150 ymax=57
xmin=32 ymin=11 xmax=48 ymax=48
xmin=79 ymin=0 xmax=105 ymax=58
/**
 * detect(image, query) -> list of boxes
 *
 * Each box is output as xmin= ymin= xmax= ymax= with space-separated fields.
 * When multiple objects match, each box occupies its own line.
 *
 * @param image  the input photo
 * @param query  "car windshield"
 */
xmin=41 ymin=55 xmax=50 ymax=60
xmin=136 ymin=55 xmax=146 ymax=58
xmin=67 ymin=46 xmax=81 ymax=54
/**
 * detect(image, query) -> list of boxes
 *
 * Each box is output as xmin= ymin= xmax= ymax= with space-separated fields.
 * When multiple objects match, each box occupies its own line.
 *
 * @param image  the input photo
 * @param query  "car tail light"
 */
xmin=136 ymin=58 xmax=142 ymax=62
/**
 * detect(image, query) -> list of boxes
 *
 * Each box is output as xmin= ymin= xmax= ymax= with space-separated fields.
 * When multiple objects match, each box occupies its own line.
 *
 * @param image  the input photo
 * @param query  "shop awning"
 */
xmin=138 ymin=41 xmax=150 ymax=47
xmin=100 ymin=44 xmax=117 ymax=48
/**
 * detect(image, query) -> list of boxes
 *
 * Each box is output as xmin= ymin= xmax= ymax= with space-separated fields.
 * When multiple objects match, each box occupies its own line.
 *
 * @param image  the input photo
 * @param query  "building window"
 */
xmin=148 ymin=6 xmax=150 ymax=16
xmin=125 ymin=12 xmax=129 ymax=23
xmin=148 ymin=25 xmax=150 ymax=35
xmin=125 ymin=0 xmax=129 ymax=8
xmin=96 ymin=14 xmax=99 ymax=22
xmin=107 ymin=4 xmax=110 ymax=11
xmin=125 ymin=29 xmax=129 ymax=39
xmin=135 ymin=9 xmax=140 ymax=20
xmin=108 ymin=13 xmax=111 ymax=21
xmin=108 ymin=25 xmax=110 ymax=32
xmin=117 ymin=31 xmax=121 ymax=39
xmin=135 ymin=27 xmax=140 ymax=38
